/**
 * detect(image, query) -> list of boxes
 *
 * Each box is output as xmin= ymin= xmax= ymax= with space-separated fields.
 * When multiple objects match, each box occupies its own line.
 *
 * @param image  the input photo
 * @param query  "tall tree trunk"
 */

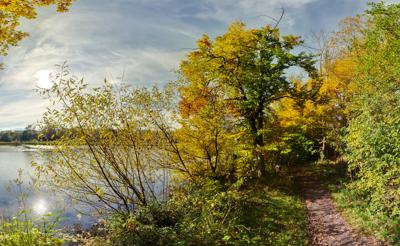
xmin=249 ymin=113 xmax=266 ymax=177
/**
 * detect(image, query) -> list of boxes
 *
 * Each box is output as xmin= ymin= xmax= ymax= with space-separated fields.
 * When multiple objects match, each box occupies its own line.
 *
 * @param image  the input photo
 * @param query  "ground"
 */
xmin=295 ymin=167 xmax=385 ymax=246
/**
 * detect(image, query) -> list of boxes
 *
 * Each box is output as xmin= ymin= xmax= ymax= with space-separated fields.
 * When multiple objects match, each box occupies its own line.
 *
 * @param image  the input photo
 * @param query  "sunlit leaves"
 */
xmin=179 ymin=22 xmax=317 ymax=175
xmin=36 ymin=64 xmax=176 ymax=213
xmin=0 ymin=0 xmax=75 ymax=67
xmin=344 ymin=2 xmax=400 ymax=218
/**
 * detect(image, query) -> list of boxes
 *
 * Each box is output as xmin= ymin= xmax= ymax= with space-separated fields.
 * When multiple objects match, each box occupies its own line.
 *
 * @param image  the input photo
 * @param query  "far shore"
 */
xmin=0 ymin=141 xmax=53 ymax=146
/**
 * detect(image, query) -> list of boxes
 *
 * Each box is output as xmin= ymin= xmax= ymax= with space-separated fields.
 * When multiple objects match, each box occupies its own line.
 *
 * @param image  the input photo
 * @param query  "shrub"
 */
xmin=97 ymin=178 xmax=308 ymax=245
xmin=0 ymin=217 xmax=63 ymax=246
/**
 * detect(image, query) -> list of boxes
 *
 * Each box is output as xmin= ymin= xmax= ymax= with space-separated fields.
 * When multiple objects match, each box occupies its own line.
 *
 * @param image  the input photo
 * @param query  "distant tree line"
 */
xmin=0 ymin=126 xmax=37 ymax=143
xmin=0 ymin=125 xmax=63 ymax=143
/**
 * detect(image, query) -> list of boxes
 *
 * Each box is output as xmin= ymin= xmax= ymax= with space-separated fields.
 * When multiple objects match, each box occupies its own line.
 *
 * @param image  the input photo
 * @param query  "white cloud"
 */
xmin=0 ymin=96 xmax=49 ymax=129
xmin=0 ymin=0 xmax=376 ymax=129
xmin=194 ymin=0 xmax=318 ymax=27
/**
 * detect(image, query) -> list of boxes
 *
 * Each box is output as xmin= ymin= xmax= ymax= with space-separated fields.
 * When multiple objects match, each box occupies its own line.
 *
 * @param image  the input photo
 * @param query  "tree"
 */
xmin=0 ymin=0 xmax=75 ymax=68
xmin=0 ymin=131 xmax=12 ymax=142
xmin=275 ymin=65 xmax=353 ymax=160
xmin=179 ymin=22 xmax=318 ymax=176
xmin=270 ymin=16 xmax=366 ymax=162
xmin=35 ymin=64 xmax=192 ymax=214
xmin=344 ymin=2 xmax=400 ymax=221
xmin=20 ymin=127 xmax=37 ymax=142
xmin=175 ymin=80 xmax=240 ymax=181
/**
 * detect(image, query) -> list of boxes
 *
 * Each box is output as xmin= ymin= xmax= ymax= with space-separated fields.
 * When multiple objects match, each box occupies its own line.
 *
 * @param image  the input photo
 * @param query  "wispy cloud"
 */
xmin=0 ymin=94 xmax=49 ymax=129
xmin=0 ymin=0 xmax=387 ymax=129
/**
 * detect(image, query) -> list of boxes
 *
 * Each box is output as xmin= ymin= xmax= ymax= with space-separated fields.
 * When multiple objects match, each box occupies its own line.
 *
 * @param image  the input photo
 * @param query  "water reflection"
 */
xmin=33 ymin=199 xmax=47 ymax=215
xmin=0 ymin=145 xmax=94 ymax=227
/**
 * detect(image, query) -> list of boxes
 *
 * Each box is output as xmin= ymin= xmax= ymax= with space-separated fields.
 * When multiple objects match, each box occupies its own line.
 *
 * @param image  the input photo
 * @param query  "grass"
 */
xmin=215 ymin=177 xmax=310 ymax=245
xmin=244 ymin=186 xmax=310 ymax=245
xmin=0 ymin=217 xmax=64 ymax=246
xmin=86 ymin=177 xmax=311 ymax=246
xmin=330 ymin=183 xmax=400 ymax=244
xmin=331 ymin=188 xmax=390 ymax=241
xmin=307 ymin=159 xmax=395 ymax=244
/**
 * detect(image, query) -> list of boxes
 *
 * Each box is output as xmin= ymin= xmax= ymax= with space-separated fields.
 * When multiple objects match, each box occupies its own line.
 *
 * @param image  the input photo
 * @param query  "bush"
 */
xmin=95 ymin=178 xmax=308 ymax=245
xmin=332 ymin=184 xmax=400 ymax=244
xmin=0 ymin=215 xmax=63 ymax=246
xmin=343 ymin=4 xmax=400 ymax=242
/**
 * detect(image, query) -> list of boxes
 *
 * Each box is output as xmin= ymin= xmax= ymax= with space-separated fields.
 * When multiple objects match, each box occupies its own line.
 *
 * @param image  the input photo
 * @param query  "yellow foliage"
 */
xmin=0 ymin=0 xmax=75 ymax=65
xmin=276 ymin=59 xmax=355 ymax=150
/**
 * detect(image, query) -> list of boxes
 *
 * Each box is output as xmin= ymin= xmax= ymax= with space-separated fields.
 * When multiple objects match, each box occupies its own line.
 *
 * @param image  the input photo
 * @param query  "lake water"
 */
xmin=0 ymin=145 xmax=94 ymax=227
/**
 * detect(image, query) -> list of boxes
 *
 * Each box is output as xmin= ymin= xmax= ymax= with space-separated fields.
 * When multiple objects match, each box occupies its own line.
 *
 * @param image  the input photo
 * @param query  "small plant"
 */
xmin=0 ymin=169 xmax=64 ymax=245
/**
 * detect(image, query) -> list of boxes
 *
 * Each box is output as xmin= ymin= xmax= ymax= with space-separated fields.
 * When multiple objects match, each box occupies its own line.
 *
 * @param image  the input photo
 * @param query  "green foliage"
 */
xmin=180 ymin=22 xmax=318 ymax=176
xmin=0 ymin=217 xmax=63 ymax=246
xmin=0 ymin=126 xmax=39 ymax=143
xmin=10 ymin=0 xmax=400 ymax=244
xmin=345 ymin=1 xmax=400 ymax=214
xmin=0 ymin=171 xmax=63 ymax=245
xmin=332 ymin=183 xmax=400 ymax=244
xmin=263 ymin=123 xmax=317 ymax=169
xmin=30 ymin=20 xmax=321 ymax=244
xmin=339 ymin=2 xmax=400 ymax=243
xmin=100 ymin=180 xmax=308 ymax=246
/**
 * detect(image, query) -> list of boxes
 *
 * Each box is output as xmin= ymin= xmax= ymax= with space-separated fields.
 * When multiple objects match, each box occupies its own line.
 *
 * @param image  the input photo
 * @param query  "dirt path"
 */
xmin=295 ymin=173 xmax=383 ymax=246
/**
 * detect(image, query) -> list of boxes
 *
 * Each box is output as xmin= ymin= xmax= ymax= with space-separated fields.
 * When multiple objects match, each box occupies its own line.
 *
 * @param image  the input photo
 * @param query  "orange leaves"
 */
xmin=178 ymin=86 xmax=209 ymax=118
xmin=197 ymin=35 xmax=211 ymax=50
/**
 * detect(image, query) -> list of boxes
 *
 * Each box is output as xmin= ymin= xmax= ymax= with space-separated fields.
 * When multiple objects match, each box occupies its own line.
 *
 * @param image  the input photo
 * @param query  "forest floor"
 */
xmin=295 ymin=168 xmax=384 ymax=246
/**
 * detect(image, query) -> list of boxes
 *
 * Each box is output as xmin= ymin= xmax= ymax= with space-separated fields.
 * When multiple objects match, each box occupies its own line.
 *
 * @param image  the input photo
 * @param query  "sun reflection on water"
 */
xmin=33 ymin=199 xmax=48 ymax=215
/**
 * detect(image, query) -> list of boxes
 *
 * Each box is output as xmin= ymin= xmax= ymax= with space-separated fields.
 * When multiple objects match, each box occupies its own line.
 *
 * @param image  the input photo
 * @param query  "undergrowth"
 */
xmin=83 ymin=178 xmax=309 ymax=245
xmin=310 ymin=160 xmax=396 ymax=244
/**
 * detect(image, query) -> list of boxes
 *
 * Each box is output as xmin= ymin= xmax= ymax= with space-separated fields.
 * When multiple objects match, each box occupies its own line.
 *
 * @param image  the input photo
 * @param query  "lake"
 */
xmin=0 ymin=145 xmax=94 ymax=227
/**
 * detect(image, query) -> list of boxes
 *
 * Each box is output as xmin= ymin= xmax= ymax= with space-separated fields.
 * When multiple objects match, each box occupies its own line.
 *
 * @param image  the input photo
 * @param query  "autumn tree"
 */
xmin=274 ymin=15 xmax=366 ymax=162
xmin=0 ymin=0 xmax=75 ymax=67
xmin=179 ymin=22 xmax=318 ymax=176
xmin=175 ymin=80 xmax=240 ymax=180
xmin=344 ymin=2 xmax=400 ymax=220
xmin=36 ymin=64 xmax=174 ymax=214
xmin=35 ymin=64 xmax=201 ymax=213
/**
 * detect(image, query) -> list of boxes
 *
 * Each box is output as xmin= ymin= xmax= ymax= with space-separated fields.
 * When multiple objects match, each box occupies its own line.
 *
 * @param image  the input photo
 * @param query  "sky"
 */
xmin=0 ymin=0 xmax=396 ymax=129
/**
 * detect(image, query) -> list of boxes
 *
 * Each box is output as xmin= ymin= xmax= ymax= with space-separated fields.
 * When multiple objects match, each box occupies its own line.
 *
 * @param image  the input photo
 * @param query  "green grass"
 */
xmin=0 ymin=217 xmax=64 ymax=246
xmin=331 ymin=184 xmax=399 ymax=244
xmin=241 ymin=186 xmax=310 ymax=245
xmin=96 ymin=178 xmax=310 ymax=246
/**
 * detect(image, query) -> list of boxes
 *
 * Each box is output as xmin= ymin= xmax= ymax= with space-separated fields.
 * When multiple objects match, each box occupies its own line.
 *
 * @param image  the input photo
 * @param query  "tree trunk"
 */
xmin=249 ymin=113 xmax=266 ymax=177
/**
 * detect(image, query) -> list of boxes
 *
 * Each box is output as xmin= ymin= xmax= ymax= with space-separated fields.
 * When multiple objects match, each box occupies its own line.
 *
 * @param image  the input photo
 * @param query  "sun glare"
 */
xmin=35 ymin=70 xmax=53 ymax=89
xmin=33 ymin=199 xmax=48 ymax=215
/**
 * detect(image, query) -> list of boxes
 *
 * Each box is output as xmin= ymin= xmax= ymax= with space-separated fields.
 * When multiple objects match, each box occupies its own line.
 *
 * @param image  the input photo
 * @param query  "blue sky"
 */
xmin=0 ymin=0 xmax=395 ymax=129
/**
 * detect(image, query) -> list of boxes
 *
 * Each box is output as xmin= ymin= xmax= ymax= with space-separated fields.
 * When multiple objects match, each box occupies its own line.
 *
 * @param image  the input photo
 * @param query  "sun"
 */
xmin=35 ymin=70 xmax=53 ymax=89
